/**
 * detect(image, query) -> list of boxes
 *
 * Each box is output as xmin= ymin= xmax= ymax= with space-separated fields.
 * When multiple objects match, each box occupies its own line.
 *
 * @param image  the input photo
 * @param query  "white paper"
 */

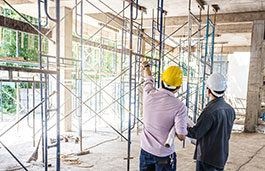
xmin=164 ymin=126 xmax=175 ymax=148
xmin=186 ymin=117 xmax=196 ymax=145
xmin=187 ymin=117 xmax=195 ymax=127
xmin=164 ymin=118 xmax=197 ymax=148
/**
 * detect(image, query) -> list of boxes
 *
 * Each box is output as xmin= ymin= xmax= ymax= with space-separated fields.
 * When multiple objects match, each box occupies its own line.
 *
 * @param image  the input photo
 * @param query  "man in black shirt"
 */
xmin=187 ymin=73 xmax=235 ymax=171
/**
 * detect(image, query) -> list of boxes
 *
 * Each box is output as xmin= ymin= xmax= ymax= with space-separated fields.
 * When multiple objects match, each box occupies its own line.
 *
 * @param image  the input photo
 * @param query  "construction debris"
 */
xmin=50 ymin=135 xmax=80 ymax=145
xmin=76 ymin=150 xmax=90 ymax=156
xmin=61 ymin=154 xmax=93 ymax=168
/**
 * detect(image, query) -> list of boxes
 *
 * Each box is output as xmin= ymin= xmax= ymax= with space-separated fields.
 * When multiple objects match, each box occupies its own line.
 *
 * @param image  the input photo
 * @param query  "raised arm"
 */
xmin=142 ymin=61 xmax=152 ymax=77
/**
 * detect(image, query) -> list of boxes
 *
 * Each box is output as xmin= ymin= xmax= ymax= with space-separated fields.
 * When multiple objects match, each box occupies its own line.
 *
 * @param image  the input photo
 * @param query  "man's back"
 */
xmin=141 ymin=76 xmax=187 ymax=157
xmin=188 ymin=98 xmax=235 ymax=169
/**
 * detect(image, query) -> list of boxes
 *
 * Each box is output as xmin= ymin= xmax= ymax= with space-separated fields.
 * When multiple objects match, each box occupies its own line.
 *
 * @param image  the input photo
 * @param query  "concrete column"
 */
xmin=244 ymin=20 xmax=265 ymax=132
xmin=49 ymin=7 xmax=73 ymax=132
xmin=62 ymin=7 xmax=73 ymax=132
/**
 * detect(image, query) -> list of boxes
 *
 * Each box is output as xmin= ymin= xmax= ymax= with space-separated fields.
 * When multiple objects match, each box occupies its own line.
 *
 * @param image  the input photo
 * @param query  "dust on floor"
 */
xmin=0 ymin=131 xmax=264 ymax=171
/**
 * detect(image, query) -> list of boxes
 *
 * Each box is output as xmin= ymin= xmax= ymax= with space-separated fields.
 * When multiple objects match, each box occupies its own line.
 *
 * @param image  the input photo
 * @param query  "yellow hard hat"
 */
xmin=161 ymin=66 xmax=183 ymax=87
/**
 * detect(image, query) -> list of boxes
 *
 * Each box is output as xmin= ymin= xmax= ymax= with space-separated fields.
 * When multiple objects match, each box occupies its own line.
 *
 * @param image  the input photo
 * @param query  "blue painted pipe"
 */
xmin=201 ymin=9 xmax=210 ymax=109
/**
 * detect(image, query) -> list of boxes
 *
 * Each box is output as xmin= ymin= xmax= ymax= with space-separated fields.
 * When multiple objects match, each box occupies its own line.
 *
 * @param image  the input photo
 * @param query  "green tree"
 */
xmin=1 ymin=85 xmax=16 ymax=114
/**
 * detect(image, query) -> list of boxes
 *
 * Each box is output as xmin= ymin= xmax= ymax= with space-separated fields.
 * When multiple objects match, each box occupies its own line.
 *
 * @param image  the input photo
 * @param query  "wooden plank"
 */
xmin=0 ymin=15 xmax=51 ymax=37
xmin=0 ymin=57 xmax=25 ymax=61
xmin=0 ymin=65 xmax=58 ymax=74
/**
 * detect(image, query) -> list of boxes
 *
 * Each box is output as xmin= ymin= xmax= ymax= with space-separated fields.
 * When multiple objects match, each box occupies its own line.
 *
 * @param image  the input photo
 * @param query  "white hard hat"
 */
xmin=206 ymin=73 xmax=227 ymax=97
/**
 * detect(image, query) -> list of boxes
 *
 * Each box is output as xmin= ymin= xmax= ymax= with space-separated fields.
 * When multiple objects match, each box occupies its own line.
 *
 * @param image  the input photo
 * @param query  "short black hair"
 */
xmin=208 ymin=88 xmax=225 ymax=98
xmin=161 ymin=81 xmax=180 ymax=92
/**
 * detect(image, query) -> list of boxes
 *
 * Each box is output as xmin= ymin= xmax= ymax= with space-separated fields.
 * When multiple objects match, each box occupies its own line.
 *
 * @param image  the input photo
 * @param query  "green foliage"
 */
xmin=19 ymin=83 xmax=32 ymax=89
xmin=0 ymin=6 xmax=38 ymax=24
xmin=0 ymin=7 xmax=48 ymax=61
xmin=1 ymin=85 xmax=16 ymax=114
xmin=0 ymin=29 xmax=41 ymax=62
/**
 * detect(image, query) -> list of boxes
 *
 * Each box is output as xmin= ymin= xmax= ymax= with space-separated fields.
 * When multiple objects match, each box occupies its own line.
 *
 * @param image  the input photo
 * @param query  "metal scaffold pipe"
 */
xmin=201 ymin=5 xmax=210 ymax=109
xmin=157 ymin=0 xmax=164 ymax=88
xmin=0 ymin=140 xmax=28 ymax=171
xmin=37 ymin=0 xmax=45 ymax=164
xmin=55 ymin=0 xmax=61 ymax=169
xmin=75 ymin=0 xmax=84 ymax=152
xmin=43 ymin=0 xmax=61 ymax=169
xmin=0 ymin=91 xmax=56 ymax=138
xmin=193 ymin=7 xmax=202 ymax=123
xmin=127 ymin=1 xmax=134 ymax=170
xmin=87 ymin=0 xmax=130 ymax=40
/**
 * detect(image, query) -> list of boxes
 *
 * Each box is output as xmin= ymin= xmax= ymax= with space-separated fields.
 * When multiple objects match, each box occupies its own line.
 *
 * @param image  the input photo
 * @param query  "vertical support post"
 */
xmin=16 ymin=81 xmax=20 ymax=134
xmin=78 ymin=0 xmax=84 ymax=152
xmin=137 ymin=11 xmax=144 ymax=135
xmin=33 ymin=79 xmax=36 ymax=147
xmin=210 ymin=11 xmax=217 ymax=74
xmin=186 ymin=0 xmax=192 ymax=109
xmin=37 ymin=0 xmax=45 ymax=164
xmin=95 ymin=76 xmax=97 ymax=132
xmin=193 ymin=8 xmax=202 ymax=123
xmin=99 ymin=32 xmax=103 ymax=127
xmin=44 ymin=73 xmax=48 ymax=171
xmin=55 ymin=0 xmax=61 ymax=169
xmin=183 ymin=0 xmax=192 ymax=148
xmin=157 ymin=0 xmax=164 ymax=88
xmin=178 ymin=38 xmax=182 ymax=67
xmin=27 ymin=83 xmax=29 ymax=112
xmin=151 ymin=9 xmax=155 ymax=65
xmin=201 ymin=5 xmax=210 ymax=109
xmin=120 ymin=0 xmax=126 ymax=138
xmin=114 ymin=33 xmax=118 ymax=113
xmin=161 ymin=14 xmax=166 ymax=73
xmin=16 ymin=30 xmax=20 ymax=134
xmin=16 ymin=31 xmax=19 ymax=57
xmin=152 ymin=9 xmax=157 ymax=87
xmin=127 ymin=1 xmax=133 ymax=170
xmin=0 ymin=82 xmax=3 ymax=121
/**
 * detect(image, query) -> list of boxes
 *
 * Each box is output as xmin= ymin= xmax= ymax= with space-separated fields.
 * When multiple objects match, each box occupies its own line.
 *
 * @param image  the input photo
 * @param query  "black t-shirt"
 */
xmin=187 ymin=97 xmax=235 ymax=169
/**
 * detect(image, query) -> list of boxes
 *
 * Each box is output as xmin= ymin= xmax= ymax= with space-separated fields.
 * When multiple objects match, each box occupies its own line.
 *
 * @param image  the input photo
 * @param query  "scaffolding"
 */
xmin=0 ymin=0 xmax=219 ymax=170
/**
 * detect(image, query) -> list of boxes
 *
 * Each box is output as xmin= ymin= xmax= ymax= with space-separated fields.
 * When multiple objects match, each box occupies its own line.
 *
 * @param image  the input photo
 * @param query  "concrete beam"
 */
xmin=245 ymin=20 xmax=265 ymax=132
xmin=215 ymin=46 xmax=251 ymax=54
xmin=0 ymin=15 xmax=51 ymax=37
xmin=141 ymin=23 xmax=252 ymax=39
xmin=0 ymin=0 xmax=36 ymax=5
xmin=74 ymin=20 xmax=115 ymax=39
xmin=142 ymin=11 xmax=265 ymax=28
xmin=85 ymin=12 xmax=123 ymax=30
xmin=173 ymin=23 xmax=252 ymax=37
xmin=85 ymin=12 xmax=175 ymax=51
xmin=124 ymin=0 xmax=147 ymax=14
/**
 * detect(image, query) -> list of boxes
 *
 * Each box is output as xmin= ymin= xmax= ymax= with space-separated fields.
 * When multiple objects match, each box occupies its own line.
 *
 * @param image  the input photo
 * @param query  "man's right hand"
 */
xmin=142 ymin=61 xmax=152 ymax=77
xmin=176 ymin=134 xmax=186 ymax=141
xmin=142 ymin=61 xmax=149 ymax=68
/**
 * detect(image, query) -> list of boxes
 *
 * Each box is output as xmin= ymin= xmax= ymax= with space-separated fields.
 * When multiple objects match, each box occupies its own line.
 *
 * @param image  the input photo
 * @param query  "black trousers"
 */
xmin=196 ymin=160 xmax=224 ymax=171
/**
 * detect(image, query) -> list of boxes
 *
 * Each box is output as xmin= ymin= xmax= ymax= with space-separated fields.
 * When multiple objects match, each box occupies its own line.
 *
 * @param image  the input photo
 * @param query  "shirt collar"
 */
xmin=158 ymin=88 xmax=176 ymax=97
xmin=206 ymin=97 xmax=224 ymax=106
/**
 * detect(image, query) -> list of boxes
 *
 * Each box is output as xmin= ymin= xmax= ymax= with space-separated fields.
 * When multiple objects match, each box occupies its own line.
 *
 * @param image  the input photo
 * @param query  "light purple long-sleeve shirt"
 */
xmin=141 ymin=76 xmax=187 ymax=157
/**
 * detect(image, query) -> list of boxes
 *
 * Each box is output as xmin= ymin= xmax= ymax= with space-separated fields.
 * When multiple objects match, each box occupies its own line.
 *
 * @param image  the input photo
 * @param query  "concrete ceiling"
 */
xmin=1 ymin=0 xmax=265 ymax=53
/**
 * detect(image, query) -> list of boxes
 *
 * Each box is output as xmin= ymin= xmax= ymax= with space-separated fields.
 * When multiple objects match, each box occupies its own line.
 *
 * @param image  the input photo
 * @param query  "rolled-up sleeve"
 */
xmin=143 ymin=76 xmax=156 ymax=95
xmin=174 ymin=104 xmax=188 ymax=135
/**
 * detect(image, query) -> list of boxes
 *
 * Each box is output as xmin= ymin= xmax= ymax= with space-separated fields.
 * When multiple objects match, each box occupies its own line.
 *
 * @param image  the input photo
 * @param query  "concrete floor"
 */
xmin=0 ymin=129 xmax=265 ymax=171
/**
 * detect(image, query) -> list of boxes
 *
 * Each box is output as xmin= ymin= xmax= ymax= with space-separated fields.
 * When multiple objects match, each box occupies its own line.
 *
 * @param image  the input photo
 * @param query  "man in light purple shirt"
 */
xmin=140 ymin=61 xmax=187 ymax=171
